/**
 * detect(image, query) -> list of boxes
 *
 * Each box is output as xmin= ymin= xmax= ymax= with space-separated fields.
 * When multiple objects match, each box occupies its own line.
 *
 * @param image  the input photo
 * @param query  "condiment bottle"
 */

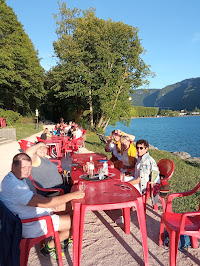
xmin=89 ymin=156 xmax=94 ymax=178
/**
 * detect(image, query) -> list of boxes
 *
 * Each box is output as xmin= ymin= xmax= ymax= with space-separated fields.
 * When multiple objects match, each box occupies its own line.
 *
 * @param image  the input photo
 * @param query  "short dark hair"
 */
xmin=136 ymin=139 xmax=149 ymax=148
xmin=12 ymin=153 xmax=32 ymax=166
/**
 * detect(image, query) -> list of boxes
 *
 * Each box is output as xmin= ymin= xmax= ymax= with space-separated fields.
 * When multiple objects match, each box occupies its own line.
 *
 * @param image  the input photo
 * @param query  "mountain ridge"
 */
xmin=131 ymin=77 xmax=200 ymax=110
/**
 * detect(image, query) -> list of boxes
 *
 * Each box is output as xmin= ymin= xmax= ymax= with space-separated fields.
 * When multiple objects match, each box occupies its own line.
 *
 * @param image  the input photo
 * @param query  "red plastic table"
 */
xmin=72 ymin=180 xmax=149 ymax=266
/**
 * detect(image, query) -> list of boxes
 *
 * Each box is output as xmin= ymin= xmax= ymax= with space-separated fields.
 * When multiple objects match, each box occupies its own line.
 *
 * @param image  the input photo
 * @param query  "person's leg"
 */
xmin=48 ymin=214 xmax=71 ymax=248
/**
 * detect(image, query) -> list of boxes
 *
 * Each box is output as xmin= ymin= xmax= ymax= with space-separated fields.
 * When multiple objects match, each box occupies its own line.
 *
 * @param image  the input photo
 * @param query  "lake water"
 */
xmin=105 ymin=116 xmax=200 ymax=157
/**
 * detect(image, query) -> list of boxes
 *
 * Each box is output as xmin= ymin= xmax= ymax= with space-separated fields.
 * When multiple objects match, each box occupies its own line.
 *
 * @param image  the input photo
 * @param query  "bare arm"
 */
xmin=105 ymin=138 xmax=112 ymax=152
xmin=129 ymin=175 xmax=140 ymax=186
xmin=27 ymin=190 xmax=85 ymax=208
xmin=117 ymin=130 xmax=135 ymax=142
xmin=26 ymin=142 xmax=46 ymax=158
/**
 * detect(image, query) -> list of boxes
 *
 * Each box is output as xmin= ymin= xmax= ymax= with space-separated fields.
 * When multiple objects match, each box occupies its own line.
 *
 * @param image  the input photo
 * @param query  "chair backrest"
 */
xmin=19 ymin=140 xmax=35 ymax=152
xmin=157 ymin=159 xmax=175 ymax=181
xmin=29 ymin=175 xmax=64 ymax=195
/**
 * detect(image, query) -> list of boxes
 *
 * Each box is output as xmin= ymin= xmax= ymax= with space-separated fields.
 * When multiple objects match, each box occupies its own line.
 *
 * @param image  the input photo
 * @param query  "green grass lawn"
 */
xmin=85 ymin=131 xmax=200 ymax=213
xmin=15 ymin=123 xmax=43 ymax=140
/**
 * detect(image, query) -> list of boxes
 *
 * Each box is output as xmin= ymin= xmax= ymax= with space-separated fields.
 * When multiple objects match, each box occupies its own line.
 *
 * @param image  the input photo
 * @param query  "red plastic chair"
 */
xmin=20 ymin=215 xmax=63 ymax=266
xmin=159 ymin=182 xmax=200 ymax=266
xmin=29 ymin=175 xmax=64 ymax=195
xmin=36 ymin=136 xmax=42 ymax=142
xmin=0 ymin=117 xmax=6 ymax=127
xmin=18 ymin=140 xmax=35 ymax=152
xmin=144 ymin=159 xmax=175 ymax=212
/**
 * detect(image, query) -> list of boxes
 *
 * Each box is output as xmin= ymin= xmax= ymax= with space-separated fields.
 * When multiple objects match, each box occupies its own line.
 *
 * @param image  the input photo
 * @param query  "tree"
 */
xmin=0 ymin=0 xmax=45 ymax=115
xmin=50 ymin=4 xmax=152 ymax=130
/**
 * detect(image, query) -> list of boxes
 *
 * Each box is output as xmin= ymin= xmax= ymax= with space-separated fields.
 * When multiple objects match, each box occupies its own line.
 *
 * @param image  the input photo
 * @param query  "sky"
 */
xmin=5 ymin=0 xmax=200 ymax=89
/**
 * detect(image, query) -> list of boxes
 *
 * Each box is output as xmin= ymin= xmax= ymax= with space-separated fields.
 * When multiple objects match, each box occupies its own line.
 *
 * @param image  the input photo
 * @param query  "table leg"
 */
xmin=78 ymin=205 xmax=87 ymax=266
xmin=136 ymin=197 xmax=149 ymax=266
xmin=73 ymin=202 xmax=81 ymax=266
xmin=123 ymin=207 xmax=130 ymax=234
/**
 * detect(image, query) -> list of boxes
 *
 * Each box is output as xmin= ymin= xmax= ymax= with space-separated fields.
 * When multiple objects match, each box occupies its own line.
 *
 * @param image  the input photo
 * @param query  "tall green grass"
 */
xmin=85 ymin=131 xmax=200 ymax=213
xmin=15 ymin=124 xmax=43 ymax=140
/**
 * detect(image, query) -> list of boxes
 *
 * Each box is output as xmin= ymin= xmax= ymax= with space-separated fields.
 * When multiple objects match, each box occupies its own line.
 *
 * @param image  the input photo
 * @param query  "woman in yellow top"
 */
xmin=105 ymin=130 xmax=135 ymax=170
xmin=120 ymin=135 xmax=137 ymax=174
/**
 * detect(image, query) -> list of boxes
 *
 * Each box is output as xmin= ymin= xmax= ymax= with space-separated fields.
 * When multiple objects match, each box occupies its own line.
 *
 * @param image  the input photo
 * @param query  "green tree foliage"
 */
xmin=0 ymin=0 xmax=45 ymax=115
xmin=130 ymin=106 xmax=159 ymax=117
xmin=158 ymin=109 xmax=179 ymax=117
xmin=47 ymin=4 xmax=152 ymax=130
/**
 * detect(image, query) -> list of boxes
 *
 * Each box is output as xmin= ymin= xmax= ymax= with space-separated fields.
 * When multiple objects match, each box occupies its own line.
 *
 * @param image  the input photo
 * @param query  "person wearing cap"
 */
xmin=26 ymin=142 xmax=71 ymax=196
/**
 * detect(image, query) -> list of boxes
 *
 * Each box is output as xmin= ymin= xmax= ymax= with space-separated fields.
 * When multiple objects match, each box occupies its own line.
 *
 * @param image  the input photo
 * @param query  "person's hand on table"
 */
xmin=71 ymin=190 xmax=85 ymax=200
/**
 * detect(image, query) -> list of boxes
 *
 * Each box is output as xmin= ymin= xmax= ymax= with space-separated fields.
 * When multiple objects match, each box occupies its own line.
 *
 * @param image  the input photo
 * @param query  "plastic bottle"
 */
xmin=103 ymin=161 xmax=108 ymax=176
xmin=89 ymin=156 xmax=94 ymax=178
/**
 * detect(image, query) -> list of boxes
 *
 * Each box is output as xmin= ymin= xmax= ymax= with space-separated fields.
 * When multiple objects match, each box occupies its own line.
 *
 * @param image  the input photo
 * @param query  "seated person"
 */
xmin=74 ymin=125 xmax=82 ymax=139
xmin=68 ymin=126 xmax=76 ymax=139
xmin=116 ymin=139 xmax=160 ymax=225
xmin=105 ymin=130 xmax=122 ymax=169
xmin=120 ymin=135 xmax=137 ymax=173
xmin=56 ymin=124 xmax=64 ymax=136
xmin=0 ymin=153 xmax=85 ymax=258
xmin=128 ymin=139 xmax=160 ymax=201
xmin=64 ymin=123 xmax=71 ymax=134
xmin=26 ymin=142 xmax=71 ymax=196
xmin=105 ymin=130 xmax=135 ymax=169
xmin=40 ymin=128 xmax=52 ymax=140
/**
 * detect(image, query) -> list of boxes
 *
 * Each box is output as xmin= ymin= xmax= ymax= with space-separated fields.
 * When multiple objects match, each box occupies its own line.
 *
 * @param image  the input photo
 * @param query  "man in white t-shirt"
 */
xmin=0 ymin=153 xmax=85 ymax=259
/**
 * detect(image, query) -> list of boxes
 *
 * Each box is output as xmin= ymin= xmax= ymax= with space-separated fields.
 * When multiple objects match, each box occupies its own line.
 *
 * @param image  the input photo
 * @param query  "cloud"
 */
xmin=192 ymin=32 xmax=200 ymax=44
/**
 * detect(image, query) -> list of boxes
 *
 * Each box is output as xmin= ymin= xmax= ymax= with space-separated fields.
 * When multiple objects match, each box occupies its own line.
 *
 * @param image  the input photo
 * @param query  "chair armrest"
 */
xmin=165 ymin=182 xmax=200 ymax=212
xmin=21 ymin=215 xmax=55 ymax=236
xmin=179 ymin=211 xmax=200 ymax=232
xmin=21 ymin=215 xmax=53 ymax=223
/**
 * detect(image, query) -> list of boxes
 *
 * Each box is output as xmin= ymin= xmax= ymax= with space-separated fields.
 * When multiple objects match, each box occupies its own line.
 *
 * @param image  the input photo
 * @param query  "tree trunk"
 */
xmin=75 ymin=109 xmax=83 ymax=124
xmin=103 ymin=85 xmax=123 ymax=131
xmin=103 ymin=118 xmax=110 ymax=131
xmin=97 ymin=114 xmax=104 ymax=128
xmin=88 ymin=84 xmax=94 ymax=129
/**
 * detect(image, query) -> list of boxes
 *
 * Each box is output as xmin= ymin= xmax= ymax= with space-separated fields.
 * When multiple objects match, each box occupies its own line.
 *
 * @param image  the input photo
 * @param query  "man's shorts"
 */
xmin=22 ymin=210 xmax=60 ymax=238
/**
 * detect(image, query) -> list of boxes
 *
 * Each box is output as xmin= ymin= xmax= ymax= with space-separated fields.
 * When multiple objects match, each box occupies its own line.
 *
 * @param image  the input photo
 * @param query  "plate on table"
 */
xmin=80 ymin=174 xmax=109 ymax=181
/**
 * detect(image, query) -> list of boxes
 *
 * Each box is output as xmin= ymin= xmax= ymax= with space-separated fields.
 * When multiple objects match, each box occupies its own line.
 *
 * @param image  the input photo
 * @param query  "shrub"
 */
xmin=0 ymin=109 xmax=21 ymax=125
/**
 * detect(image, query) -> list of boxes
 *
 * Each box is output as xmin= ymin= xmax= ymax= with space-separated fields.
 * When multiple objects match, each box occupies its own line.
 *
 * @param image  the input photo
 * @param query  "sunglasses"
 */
xmin=136 ymin=146 xmax=145 ymax=150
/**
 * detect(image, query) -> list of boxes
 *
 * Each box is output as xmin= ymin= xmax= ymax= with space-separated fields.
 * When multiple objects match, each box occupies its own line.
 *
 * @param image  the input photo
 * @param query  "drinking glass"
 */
xmin=120 ymin=172 xmax=125 ymax=183
xmin=79 ymin=182 xmax=86 ymax=191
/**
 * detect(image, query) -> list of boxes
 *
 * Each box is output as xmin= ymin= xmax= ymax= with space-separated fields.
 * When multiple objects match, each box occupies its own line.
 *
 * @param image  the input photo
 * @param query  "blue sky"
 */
xmin=6 ymin=0 xmax=200 ymax=89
